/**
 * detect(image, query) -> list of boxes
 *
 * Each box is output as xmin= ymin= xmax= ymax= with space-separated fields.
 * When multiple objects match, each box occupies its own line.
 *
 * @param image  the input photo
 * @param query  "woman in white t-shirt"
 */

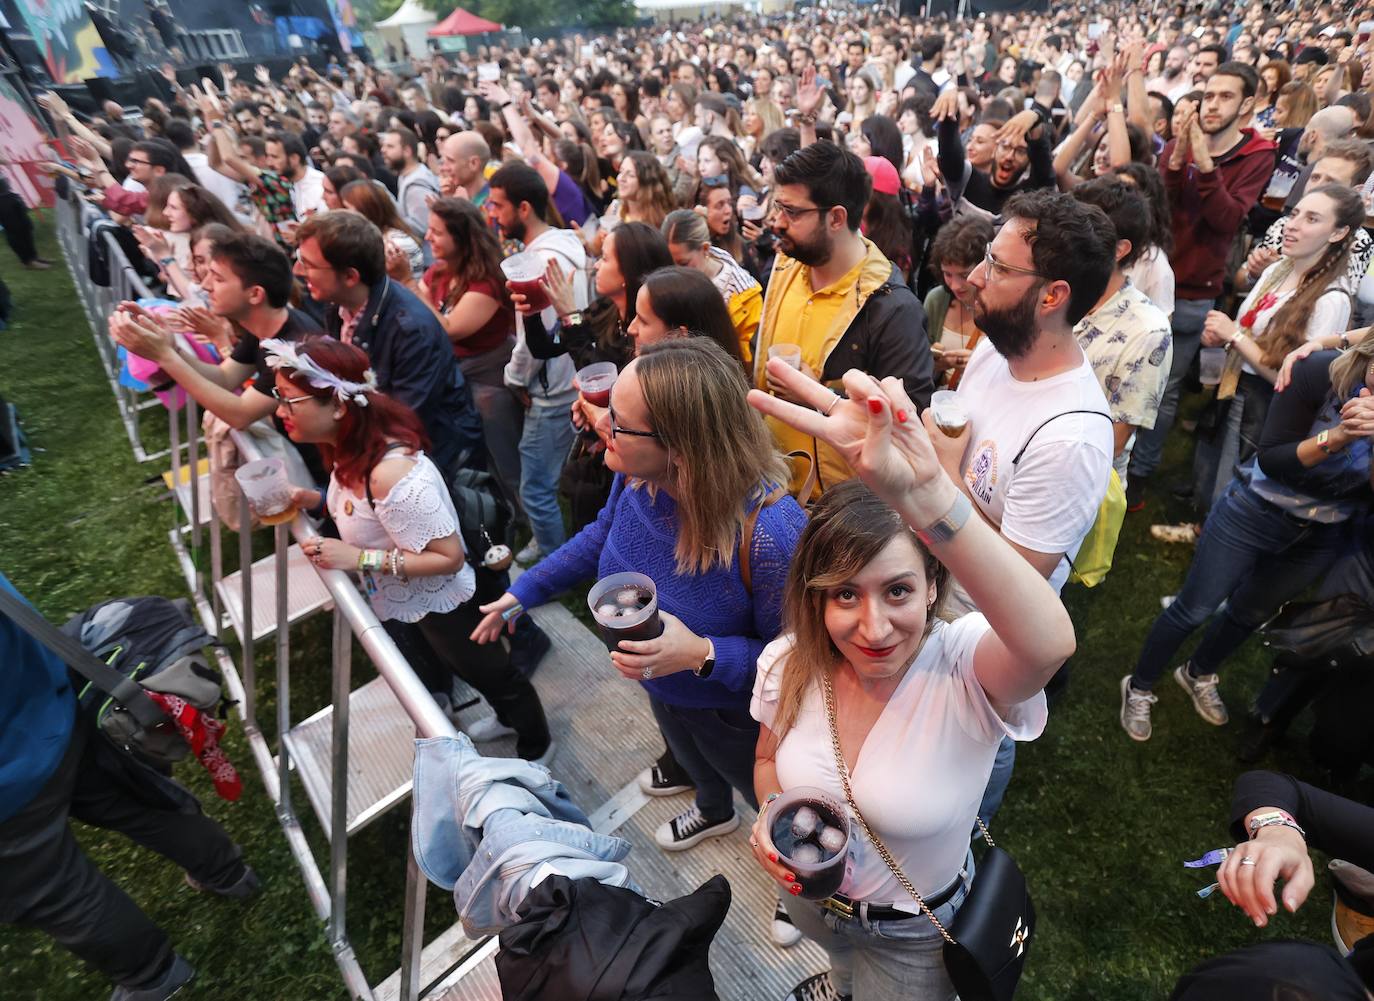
xmin=746 ymin=367 xmax=1075 ymax=1001
xmin=268 ymin=337 xmax=553 ymax=763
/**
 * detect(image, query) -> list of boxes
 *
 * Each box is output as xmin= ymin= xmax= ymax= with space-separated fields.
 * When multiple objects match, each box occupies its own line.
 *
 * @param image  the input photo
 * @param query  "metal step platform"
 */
xmin=164 ymin=459 xmax=213 ymax=527
xmin=283 ymin=675 xmax=419 ymax=842
xmin=215 ymin=543 xmax=334 ymax=644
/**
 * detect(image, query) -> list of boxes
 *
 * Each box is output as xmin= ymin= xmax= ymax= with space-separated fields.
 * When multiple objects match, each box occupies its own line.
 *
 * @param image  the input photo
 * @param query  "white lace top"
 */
xmin=326 ymin=451 xmax=475 ymax=623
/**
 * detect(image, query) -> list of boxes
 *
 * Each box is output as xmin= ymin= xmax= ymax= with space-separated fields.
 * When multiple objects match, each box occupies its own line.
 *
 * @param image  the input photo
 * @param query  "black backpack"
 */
xmin=0 ymin=392 xmax=28 ymax=473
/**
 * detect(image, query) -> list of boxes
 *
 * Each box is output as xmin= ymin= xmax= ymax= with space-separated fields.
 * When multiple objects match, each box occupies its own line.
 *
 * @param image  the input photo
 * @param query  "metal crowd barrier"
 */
xmin=53 ymin=191 xmax=468 ymax=1000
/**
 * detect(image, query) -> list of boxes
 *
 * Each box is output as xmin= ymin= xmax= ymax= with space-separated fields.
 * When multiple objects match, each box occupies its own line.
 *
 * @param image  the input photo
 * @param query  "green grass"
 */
xmin=0 ymin=213 xmax=1356 ymax=1000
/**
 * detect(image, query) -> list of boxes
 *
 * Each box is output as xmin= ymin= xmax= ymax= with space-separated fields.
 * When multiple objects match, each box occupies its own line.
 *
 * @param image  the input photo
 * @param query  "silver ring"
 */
xmin=1240 ymin=857 xmax=1256 ymax=866
xmin=822 ymin=393 xmax=843 ymax=417
xmin=641 ymin=667 xmax=653 ymax=680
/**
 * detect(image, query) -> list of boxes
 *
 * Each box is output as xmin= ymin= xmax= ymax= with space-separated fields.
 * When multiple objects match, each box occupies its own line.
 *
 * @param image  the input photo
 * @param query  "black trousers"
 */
xmin=0 ymin=717 xmax=243 ymax=988
xmin=415 ymin=600 xmax=551 ymax=759
xmin=0 ymin=189 xmax=37 ymax=264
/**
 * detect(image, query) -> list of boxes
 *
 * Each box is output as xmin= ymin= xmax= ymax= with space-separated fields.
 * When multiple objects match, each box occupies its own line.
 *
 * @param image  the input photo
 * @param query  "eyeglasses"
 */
xmin=608 ymin=404 xmax=660 ymax=441
xmin=272 ymin=387 xmax=318 ymax=409
xmin=995 ymin=140 xmax=1029 ymax=157
xmin=983 ymin=246 xmax=1044 ymax=282
xmin=769 ymin=201 xmax=829 ymax=223
xmin=125 ymin=157 xmax=153 ymax=167
xmin=293 ymin=252 xmax=335 ymax=273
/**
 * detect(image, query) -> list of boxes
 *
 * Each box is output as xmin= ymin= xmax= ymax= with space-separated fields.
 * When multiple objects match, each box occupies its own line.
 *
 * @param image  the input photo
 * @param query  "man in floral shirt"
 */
xmin=1072 ymin=180 xmax=1174 ymax=480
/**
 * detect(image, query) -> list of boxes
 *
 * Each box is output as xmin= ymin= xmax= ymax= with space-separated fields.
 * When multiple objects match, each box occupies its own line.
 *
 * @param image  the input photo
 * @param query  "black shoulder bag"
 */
xmin=822 ymin=673 xmax=1034 ymax=1001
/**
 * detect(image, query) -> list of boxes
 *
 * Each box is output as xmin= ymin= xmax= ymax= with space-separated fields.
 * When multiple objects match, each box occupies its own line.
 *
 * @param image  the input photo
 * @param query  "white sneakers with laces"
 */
xmin=1120 ymin=676 xmax=1158 ymax=742
xmin=1120 ymin=664 xmax=1230 ymax=741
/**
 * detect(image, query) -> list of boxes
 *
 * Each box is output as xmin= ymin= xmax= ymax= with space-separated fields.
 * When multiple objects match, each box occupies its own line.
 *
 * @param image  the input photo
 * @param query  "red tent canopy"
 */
xmin=427 ymin=7 xmax=502 ymax=35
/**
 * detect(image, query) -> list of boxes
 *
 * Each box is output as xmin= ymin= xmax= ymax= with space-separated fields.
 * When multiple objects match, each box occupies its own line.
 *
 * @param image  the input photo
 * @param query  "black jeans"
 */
xmin=415 ymin=600 xmax=551 ymax=759
xmin=650 ymin=698 xmax=760 ymax=821
xmin=0 ymin=189 xmax=38 ymax=264
xmin=0 ymin=718 xmax=243 ymax=988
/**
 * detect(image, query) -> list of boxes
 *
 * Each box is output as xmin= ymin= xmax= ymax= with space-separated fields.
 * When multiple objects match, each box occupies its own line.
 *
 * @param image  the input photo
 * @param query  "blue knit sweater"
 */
xmin=510 ymin=474 xmax=807 ymax=709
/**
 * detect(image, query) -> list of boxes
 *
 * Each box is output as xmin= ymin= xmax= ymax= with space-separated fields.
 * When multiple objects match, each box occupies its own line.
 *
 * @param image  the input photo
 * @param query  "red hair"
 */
xmin=280 ymin=337 xmax=428 ymax=491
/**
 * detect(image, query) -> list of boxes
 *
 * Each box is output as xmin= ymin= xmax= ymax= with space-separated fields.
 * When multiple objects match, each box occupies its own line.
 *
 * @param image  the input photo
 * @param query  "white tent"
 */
xmin=375 ymin=0 xmax=438 ymax=59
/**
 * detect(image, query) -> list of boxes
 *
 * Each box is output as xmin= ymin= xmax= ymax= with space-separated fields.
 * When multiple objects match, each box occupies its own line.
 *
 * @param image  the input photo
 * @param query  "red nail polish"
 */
xmin=789 ymin=884 xmax=802 ymax=895
xmin=768 ymin=853 xmax=777 ymax=863
xmin=896 ymin=409 xmax=909 ymax=423
xmin=785 ymin=873 xmax=795 ymax=883
xmin=868 ymin=398 xmax=883 ymax=414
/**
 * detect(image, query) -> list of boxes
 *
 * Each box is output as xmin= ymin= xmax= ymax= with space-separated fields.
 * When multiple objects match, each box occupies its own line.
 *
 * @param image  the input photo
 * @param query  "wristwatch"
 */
xmin=1109 ymin=102 xmax=1125 ymax=115
xmin=915 ymin=491 xmax=973 ymax=547
xmin=561 ymin=310 xmax=584 ymax=326
xmin=1316 ymin=429 xmax=1338 ymax=454
xmin=694 ymin=638 xmax=716 ymax=679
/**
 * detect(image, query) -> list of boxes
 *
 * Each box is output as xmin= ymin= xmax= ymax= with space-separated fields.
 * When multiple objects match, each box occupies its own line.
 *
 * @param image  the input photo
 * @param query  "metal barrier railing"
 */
xmin=54 ymin=189 xmax=462 ymax=1001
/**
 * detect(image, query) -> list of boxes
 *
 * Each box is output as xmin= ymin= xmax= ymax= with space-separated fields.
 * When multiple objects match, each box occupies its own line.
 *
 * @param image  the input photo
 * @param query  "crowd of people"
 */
xmin=6 ymin=1 xmax=1374 ymax=998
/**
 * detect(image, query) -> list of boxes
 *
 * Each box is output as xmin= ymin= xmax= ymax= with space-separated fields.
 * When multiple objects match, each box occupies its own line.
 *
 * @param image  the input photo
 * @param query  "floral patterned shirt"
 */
xmin=1074 ymin=280 xmax=1173 ymax=432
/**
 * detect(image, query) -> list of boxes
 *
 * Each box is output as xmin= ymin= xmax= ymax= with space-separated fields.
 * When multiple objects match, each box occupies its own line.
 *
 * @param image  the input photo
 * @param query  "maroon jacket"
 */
xmin=1160 ymin=128 xmax=1277 ymax=301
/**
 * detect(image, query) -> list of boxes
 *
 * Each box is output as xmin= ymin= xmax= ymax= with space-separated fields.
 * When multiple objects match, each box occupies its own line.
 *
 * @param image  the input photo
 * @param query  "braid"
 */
xmin=1258 ymin=231 xmax=1357 ymax=368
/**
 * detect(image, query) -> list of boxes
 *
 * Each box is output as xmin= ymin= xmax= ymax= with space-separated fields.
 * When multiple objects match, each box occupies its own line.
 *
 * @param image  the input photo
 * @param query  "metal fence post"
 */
xmin=239 ymin=491 xmax=255 ymax=723
xmin=398 ymin=822 xmax=427 ymax=1001
xmin=275 ymin=521 xmax=292 ymax=817
xmin=329 ymin=605 xmax=351 ymax=945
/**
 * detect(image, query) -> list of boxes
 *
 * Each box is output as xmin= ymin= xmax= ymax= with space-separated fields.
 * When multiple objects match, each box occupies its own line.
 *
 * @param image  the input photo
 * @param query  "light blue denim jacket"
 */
xmin=411 ymin=735 xmax=640 ymax=936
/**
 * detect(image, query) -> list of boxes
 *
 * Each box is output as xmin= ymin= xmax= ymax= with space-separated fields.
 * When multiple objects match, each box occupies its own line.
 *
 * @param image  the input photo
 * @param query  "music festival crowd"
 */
xmin=5 ymin=1 xmax=1374 ymax=998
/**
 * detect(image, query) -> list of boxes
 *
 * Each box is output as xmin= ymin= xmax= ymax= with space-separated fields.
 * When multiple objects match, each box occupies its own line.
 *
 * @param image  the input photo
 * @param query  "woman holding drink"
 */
xmin=472 ymin=339 xmax=806 ymax=856
xmin=268 ymin=337 xmax=553 ymax=763
xmin=745 ymin=360 xmax=1075 ymax=1001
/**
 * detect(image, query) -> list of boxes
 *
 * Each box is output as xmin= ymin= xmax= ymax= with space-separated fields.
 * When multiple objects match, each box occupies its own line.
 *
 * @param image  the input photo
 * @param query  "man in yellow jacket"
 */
xmin=755 ymin=141 xmax=936 ymax=497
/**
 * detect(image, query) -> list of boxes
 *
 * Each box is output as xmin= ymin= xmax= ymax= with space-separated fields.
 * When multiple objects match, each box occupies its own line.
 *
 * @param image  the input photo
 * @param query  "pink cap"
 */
xmin=863 ymin=156 xmax=900 ymax=197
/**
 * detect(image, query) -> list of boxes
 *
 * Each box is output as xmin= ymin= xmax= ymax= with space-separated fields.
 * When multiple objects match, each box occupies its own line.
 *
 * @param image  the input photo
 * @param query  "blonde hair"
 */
xmin=771 ymin=480 xmax=947 ymax=740
xmin=744 ymin=96 xmax=785 ymax=137
xmin=1330 ymin=333 xmax=1374 ymax=399
xmin=633 ymin=338 xmax=789 ymax=574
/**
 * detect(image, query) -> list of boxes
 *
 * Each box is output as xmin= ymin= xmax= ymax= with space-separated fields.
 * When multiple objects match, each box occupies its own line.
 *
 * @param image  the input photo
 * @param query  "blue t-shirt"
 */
xmin=0 ymin=573 xmax=76 ymax=822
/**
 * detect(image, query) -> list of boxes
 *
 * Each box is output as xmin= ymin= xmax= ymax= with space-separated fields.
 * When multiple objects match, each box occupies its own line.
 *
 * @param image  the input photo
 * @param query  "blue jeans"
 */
xmin=1130 ymin=479 xmax=1353 ymax=690
xmin=782 ymin=848 xmax=974 ymax=1001
xmin=518 ymin=402 xmax=575 ymax=554
xmin=976 ymin=735 xmax=1016 ymax=826
xmin=1129 ymin=296 xmax=1211 ymax=482
xmin=649 ymin=698 xmax=759 ymax=820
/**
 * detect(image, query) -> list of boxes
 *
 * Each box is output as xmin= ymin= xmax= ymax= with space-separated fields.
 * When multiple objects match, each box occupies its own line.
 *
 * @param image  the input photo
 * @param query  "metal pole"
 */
xmin=187 ymin=398 xmax=203 ymax=558
xmin=328 ymin=605 xmax=351 ymax=944
xmin=275 ymin=521 xmax=292 ymax=816
xmin=209 ymin=440 xmax=224 ymax=630
xmin=397 ymin=813 xmax=427 ymax=1001
xmin=168 ymin=397 xmax=183 ymax=539
xmin=239 ymin=490 xmax=255 ymax=723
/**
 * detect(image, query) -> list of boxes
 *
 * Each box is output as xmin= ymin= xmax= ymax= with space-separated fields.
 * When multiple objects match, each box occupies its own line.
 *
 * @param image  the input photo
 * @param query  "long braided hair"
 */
xmin=1254 ymin=184 xmax=1364 ymax=369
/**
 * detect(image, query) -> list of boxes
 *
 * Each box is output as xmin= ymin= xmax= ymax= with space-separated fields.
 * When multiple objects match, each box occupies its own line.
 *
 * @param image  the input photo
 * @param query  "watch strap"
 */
xmin=694 ymin=638 xmax=716 ymax=678
xmin=915 ymin=490 xmax=972 ymax=547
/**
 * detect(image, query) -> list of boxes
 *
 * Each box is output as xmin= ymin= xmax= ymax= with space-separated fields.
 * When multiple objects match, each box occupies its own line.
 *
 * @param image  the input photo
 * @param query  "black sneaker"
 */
xmin=184 ymin=863 xmax=261 ymax=900
xmin=637 ymin=761 xmax=694 ymax=797
xmin=654 ymin=806 xmax=738 ymax=851
xmin=1126 ymin=475 xmax=1147 ymax=513
xmin=110 ymin=954 xmax=195 ymax=1001
xmin=784 ymin=972 xmax=851 ymax=1001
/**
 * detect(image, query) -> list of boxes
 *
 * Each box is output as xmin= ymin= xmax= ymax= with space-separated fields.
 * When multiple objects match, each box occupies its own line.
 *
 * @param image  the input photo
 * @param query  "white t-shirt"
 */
xmin=751 ymin=617 xmax=1047 ymax=904
xmin=1124 ymin=245 xmax=1175 ymax=321
xmin=291 ymin=166 xmax=327 ymax=217
xmin=949 ymin=338 xmax=1113 ymax=611
xmin=184 ymin=151 xmax=255 ymax=227
xmin=1236 ymin=261 xmax=1352 ymax=377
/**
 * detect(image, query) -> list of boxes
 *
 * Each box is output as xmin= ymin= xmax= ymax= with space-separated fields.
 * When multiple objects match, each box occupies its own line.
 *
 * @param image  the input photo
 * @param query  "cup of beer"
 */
xmin=588 ymin=572 xmax=664 ymax=652
xmin=501 ymin=252 xmax=552 ymax=313
xmin=930 ymin=390 xmax=969 ymax=438
xmin=235 ymin=456 xmax=295 ymax=524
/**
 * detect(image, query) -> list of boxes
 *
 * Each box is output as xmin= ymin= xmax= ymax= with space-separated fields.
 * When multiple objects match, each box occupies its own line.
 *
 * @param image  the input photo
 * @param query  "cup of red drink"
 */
xmin=588 ymin=572 xmax=664 ymax=652
xmin=767 ymin=785 xmax=852 ymax=900
xmin=501 ymin=252 xmax=552 ymax=313
xmin=577 ymin=362 xmax=617 ymax=408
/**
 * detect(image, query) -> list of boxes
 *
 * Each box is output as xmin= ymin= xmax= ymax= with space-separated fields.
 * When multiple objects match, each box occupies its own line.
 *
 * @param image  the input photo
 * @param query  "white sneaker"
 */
xmin=637 ymin=763 xmax=693 ymax=797
xmin=1120 ymin=675 xmax=1158 ymax=742
xmin=530 ymin=740 xmax=558 ymax=769
xmin=1174 ymin=664 xmax=1229 ymax=725
xmin=771 ymin=897 xmax=803 ymax=947
xmin=654 ymin=806 xmax=739 ymax=851
xmin=515 ymin=539 xmax=541 ymax=566
xmin=465 ymin=715 xmax=517 ymax=742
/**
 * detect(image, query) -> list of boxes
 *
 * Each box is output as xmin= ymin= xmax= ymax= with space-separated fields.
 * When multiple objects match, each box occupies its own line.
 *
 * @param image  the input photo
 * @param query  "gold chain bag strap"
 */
xmin=821 ymin=672 xmax=1034 ymax=1001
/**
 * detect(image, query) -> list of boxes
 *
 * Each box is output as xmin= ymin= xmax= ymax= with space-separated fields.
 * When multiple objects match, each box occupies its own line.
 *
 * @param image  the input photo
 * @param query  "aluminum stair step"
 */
xmin=215 ymin=544 xmax=334 ymax=644
xmin=282 ymin=675 xmax=418 ymax=842
xmin=372 ymin=929 xmax=497 ymax=1001
xmin=164 ymin=461 xmax=213 ymax=527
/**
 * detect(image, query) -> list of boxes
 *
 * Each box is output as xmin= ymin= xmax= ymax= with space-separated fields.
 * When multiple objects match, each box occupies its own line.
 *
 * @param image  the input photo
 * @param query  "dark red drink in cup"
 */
xmin=577 ymin=362 xmax=617 ymax=408
xmin=501 ymin=251 xmax=552 ymax=313
xmin=588 ymin=572 xmax=664 ymax=652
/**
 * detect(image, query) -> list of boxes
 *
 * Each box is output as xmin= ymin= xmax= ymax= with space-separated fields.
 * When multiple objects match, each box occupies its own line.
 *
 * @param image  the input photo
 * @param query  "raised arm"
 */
xmin=483 ymin=80 xmax=561 ymax=194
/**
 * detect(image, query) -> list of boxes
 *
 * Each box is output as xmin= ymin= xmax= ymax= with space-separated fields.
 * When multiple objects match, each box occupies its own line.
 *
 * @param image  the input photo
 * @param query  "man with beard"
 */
xmin=930 ymin=189 xmax=1115 ymax=822
xmin=265 ymin=130 xmax=326 ymax=217
xmin=932 ymin=86 xmax=1054 ymax=216
xmin=1126 ymin=62 xmax=1275 ymax=510
xmin=486 ymin=163 xmax=589 ymax=564
xmin=753 ymin=141 xmax=933 ymax=499
xmin=381 ymin=127 xmax=441 ymax=237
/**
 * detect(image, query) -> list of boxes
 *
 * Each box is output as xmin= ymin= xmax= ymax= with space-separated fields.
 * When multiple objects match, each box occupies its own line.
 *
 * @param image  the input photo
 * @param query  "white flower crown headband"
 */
xmin=262 ymin=339 xmax=378 ymax=408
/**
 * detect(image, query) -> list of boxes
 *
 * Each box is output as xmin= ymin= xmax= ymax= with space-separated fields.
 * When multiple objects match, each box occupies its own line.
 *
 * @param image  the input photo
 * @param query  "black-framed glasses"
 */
xmin=608 ymin=404 xmax=660 ymax=441
xmin=125 ymin=157 xmax=153 ymax=167
xmin=769 ymin=200 xmax=829 ymax=223
xmin=272 ymin=386 xmax=317 ymax=409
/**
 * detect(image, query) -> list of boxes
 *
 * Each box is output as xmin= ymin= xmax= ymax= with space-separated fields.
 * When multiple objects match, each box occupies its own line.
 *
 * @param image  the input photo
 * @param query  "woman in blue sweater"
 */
xmin=473 ymin=337 xmax=807 ymax=851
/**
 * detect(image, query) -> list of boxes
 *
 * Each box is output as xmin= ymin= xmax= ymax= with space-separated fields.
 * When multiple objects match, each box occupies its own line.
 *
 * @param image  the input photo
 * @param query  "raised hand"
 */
xmin=796 ymin=65 xmax=824 ymax=119
xmin=255 ymin=64 xmax=271 ymax=85
xmin=931 ymin=87 xmax=960 ymax=122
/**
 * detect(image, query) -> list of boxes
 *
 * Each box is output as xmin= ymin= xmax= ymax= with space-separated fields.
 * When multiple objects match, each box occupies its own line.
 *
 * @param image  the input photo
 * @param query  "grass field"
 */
xmin=0 ymin=212 xmax=1356 ymax=1000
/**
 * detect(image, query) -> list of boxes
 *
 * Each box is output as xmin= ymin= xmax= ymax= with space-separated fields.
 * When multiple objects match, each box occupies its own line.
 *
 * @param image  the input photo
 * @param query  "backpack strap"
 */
xmin=363 ymin=442 xmax=416 ymax=509
xmin=1011 ymin=409 xmax=1113 ymax=466
xmin=0 ymin=587 xmax=169 ymax=729
xmin=739 ymin=486 xmax=787 ymax=595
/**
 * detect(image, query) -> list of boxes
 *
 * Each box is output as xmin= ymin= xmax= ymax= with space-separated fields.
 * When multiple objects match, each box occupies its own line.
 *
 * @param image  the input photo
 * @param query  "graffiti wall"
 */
xmin=5 ymin=0 xmax=116 ymax=84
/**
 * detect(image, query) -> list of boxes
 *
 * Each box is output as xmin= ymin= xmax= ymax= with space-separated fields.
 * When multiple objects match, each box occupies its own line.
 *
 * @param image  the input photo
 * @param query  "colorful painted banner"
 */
xmin=8 ymin=0 xmax=118 ymax=84
xmin=0 ymin=77 xmax=58 ymax=208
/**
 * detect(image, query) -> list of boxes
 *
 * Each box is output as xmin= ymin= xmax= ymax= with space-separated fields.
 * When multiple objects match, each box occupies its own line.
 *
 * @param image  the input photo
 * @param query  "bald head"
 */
xmin=102 ymin=100 xmax=124 ymax=121
xmin=1302 ymin=106 xmax=1357 ymax=163
xmin=440 ymin=130 xmax=491 ymax=194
